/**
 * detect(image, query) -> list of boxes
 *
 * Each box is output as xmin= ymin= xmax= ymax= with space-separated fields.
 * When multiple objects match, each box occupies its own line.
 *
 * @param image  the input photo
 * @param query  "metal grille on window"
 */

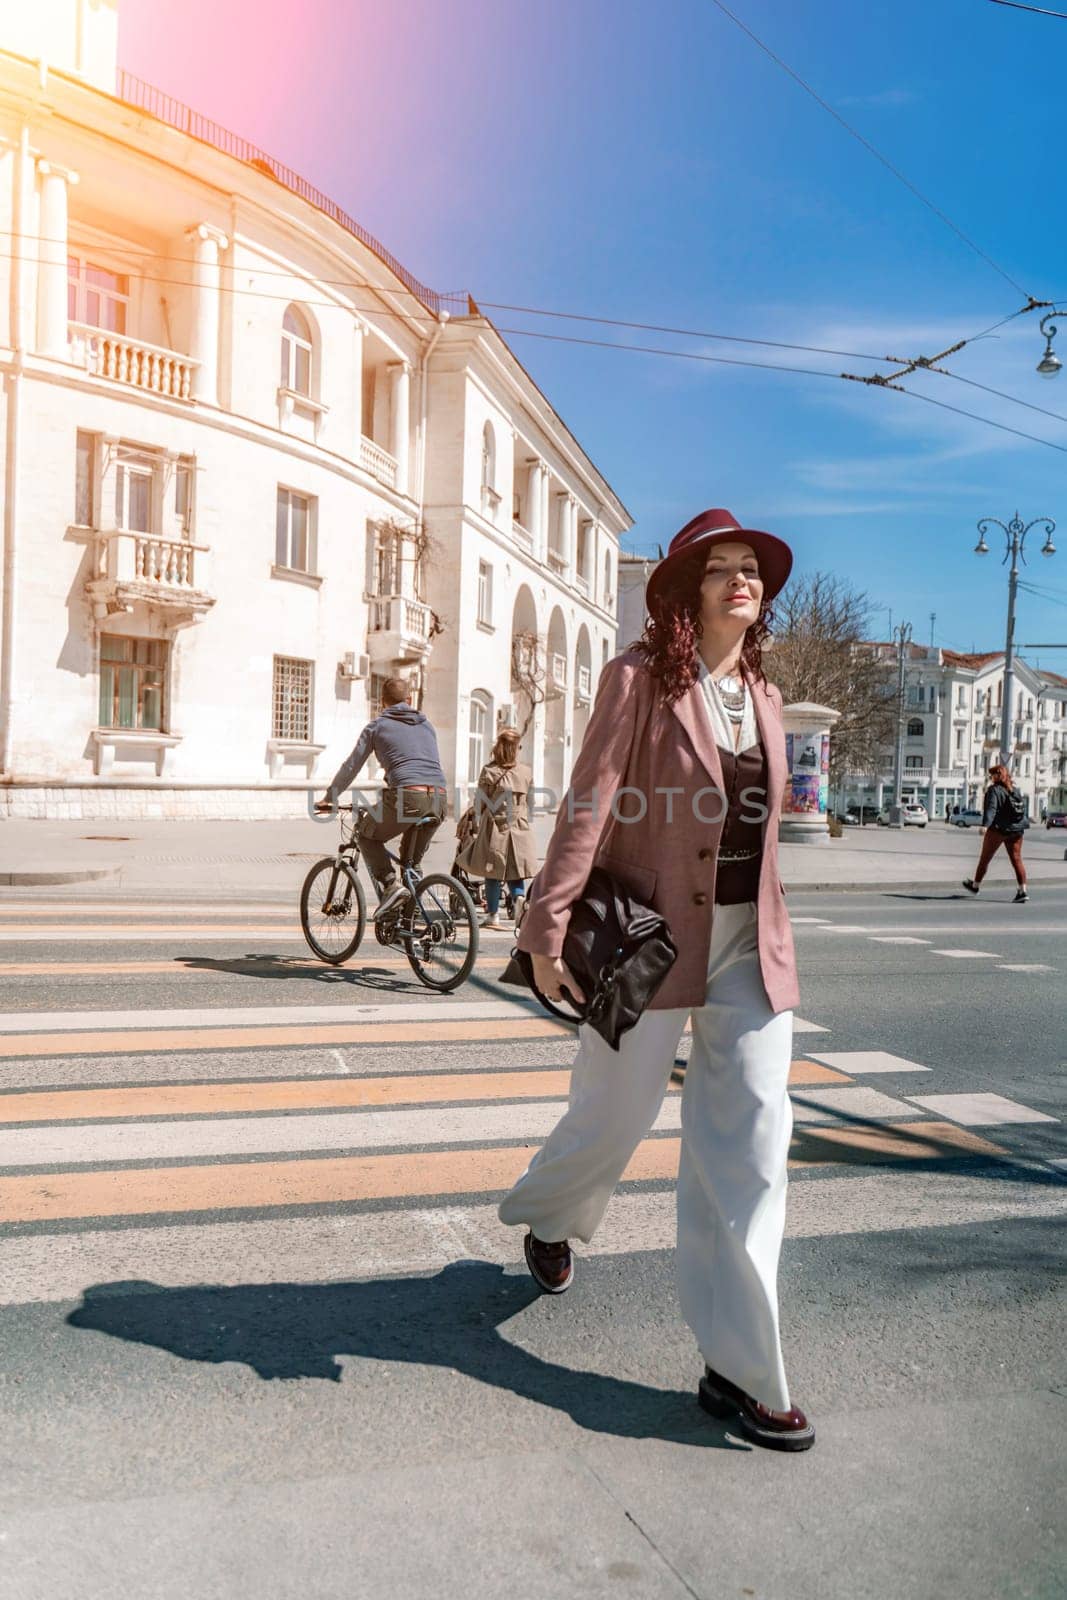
xmin=272 ymin=656 xmax=312 ymax=741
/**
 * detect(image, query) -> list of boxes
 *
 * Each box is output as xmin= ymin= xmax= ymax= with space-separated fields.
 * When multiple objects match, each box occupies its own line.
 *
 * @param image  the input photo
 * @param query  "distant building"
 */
xmin=615 ymin=553 xmax=657 ymax=656
xmin=0 ymin=3 xmax=628 ymax=819
xmin=839 ymin=645 xmax=1067 ymax=819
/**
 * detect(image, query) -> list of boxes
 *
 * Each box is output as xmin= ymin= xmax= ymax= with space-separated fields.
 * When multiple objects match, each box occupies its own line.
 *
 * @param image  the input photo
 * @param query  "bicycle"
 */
xmin=300 ymin=804 xmax=479 ymax=992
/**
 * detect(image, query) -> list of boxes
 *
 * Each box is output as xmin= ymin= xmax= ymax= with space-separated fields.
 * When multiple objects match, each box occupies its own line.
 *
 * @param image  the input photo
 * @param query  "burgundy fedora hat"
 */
xmin=645 ymin=508 xmax=793 ymax=610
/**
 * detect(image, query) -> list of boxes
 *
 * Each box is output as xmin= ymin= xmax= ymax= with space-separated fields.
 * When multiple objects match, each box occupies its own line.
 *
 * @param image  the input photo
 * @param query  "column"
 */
xmin=526 ymin=459 xmax=542 ymax=552
xmin=353 ymin=319 xmax=366 ymax=439
xmin=186 ymin=223 xmax=228 ymax=407
xmin=389 ymin=361 xmax=411 ymax=495
xmin=539 ymin=468 xmax=550 ymax=564
xmin=36 ymin=161 xmax=79 ymax=358
xmin=780 ymin=701 xmax=841 ymax=845
xmin=565 ymin=495 xmax=578 ymax=585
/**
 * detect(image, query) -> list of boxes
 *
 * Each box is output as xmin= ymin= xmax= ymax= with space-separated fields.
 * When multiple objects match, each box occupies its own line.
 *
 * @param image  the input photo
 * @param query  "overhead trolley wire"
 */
xmin=707 ymin=0 xmax=1034 ymax=299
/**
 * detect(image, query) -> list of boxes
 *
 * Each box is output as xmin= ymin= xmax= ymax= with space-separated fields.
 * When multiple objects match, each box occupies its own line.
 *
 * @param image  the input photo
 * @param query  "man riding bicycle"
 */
xmin=316 ymin=676 xmax=447 ymax=919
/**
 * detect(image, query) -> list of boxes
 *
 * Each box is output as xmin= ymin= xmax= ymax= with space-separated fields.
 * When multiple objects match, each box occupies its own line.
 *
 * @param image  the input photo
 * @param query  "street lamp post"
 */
xmin=891 ymin=621 xmax=913 ymax=828
xmin=974 ymin=513 xmax=1057 ymax=764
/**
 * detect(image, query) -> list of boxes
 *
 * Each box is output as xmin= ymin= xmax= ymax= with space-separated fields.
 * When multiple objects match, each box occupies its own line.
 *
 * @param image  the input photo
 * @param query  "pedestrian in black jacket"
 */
xmin=316 ymin=677 xmax=447 ymax=917
xmin=962 ymin=763 xmax=1029 ymax=902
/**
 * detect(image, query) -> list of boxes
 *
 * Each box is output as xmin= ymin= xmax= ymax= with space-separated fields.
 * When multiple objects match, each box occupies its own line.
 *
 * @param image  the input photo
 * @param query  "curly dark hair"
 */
xmin=632 ymin=542 xmax=774 ymax=703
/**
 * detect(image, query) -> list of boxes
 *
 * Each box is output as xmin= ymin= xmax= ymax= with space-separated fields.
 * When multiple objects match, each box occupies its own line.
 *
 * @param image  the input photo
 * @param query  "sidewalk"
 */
xmin=1 ymin=813 xmax=1064 ymax=896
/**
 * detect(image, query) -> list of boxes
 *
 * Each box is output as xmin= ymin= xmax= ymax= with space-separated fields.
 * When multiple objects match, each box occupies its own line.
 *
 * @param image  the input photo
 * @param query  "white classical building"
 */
xmin=0 ymin=2 xmax=627 ymax=819
xmin=839 ymin=644 xmax=1067 ymax=820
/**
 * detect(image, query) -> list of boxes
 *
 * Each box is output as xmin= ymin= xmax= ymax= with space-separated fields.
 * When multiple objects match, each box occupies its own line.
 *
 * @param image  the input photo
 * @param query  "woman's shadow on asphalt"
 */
xmin=66 ymin=1259 xmax=743 ymax=1451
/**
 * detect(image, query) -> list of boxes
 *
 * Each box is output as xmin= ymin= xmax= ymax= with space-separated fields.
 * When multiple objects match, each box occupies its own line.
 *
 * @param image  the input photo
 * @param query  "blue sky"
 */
xmin=121 ymin=0 xmax=1067 ymax=664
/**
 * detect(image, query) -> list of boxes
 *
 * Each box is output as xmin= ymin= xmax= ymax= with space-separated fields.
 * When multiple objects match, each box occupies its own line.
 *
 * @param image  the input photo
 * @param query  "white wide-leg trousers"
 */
xmin=498 ymin=901 xmax=795 ymax=1411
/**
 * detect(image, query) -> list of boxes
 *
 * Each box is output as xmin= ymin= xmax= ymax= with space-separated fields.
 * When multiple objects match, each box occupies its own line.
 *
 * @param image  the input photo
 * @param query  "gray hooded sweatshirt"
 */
xmin=327 ymin=703 xmax=446 ymax=800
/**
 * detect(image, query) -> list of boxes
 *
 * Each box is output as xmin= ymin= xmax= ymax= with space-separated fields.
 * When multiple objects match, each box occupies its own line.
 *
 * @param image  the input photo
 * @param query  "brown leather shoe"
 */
xmin=698 ymin=1365 xmax=815 ymax=1452
xmin=523 ymin=1232 xmax=573 ymax=1294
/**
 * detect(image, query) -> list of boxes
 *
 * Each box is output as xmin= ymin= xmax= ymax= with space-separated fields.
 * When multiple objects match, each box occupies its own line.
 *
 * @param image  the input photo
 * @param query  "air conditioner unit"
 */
xmin=339 ymin=651 xmax=370 ymax=681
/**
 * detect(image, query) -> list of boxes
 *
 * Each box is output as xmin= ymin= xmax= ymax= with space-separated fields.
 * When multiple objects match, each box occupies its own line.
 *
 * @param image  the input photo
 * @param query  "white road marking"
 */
xmin=0 ymin=1098 xmax=681 ymax=1168
xmin=0 ymin=999 xmax=826 ymax=1037
xmin=4 ymin=1171 xmax=1066 ymax=1306
xmin=815 ymin=925 xmax=871 ymax=934
xmin=930 ymin=949 xmax=1000 ymax=960
xmin=790 ymin=1086 xmax=912 ymax=1123
xmin=0 ymin=930 xmax=308 ymax=943
xmin=806 ymin=1050 xmax=931 ymax=1075
xmin=0 ymin=999 xmax=546 ymax=1033
xmin=997 ymin=963 xmax=1054 ymax=973
xmin=907 ymin=1093 xmax=1059 ymax=1127
xmin=789 ymin=917 xmax=831 ymax=924
xmin=868 ymin=936 xmax=931 ymax=945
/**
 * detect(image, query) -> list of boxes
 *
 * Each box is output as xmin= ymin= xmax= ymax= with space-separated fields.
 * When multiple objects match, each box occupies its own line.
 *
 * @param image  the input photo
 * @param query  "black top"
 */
xmin=715 ymin=743 xmax=767 ymax=904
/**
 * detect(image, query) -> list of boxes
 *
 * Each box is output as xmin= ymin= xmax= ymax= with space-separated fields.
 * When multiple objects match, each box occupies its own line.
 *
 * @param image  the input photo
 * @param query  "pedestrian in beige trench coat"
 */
xmin=457 ymin=726 xmax=537 ymax=931
xmin=497 ymin=506 xmax=817 ymax=1453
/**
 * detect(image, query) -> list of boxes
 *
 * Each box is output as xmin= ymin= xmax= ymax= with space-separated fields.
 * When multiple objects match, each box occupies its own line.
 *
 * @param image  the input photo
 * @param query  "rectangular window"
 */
xmin=955 ymin=728 xmax=964 ymax=752
xmin=477 ymin=560 xmax=493 ymax=626
xmin=272 ymin=655 xmax=313 ymax=741
xmin=275 ymin=488 xmax=315 ymax=573
xmin=115 ymin=448 xmax=154 ymax=533
xmin=75 ymin=430 xmax=96 ymax=527
xmin=98 ymin=635 xmax=167 ymax=731
xmin=905 ymin=755 xmax=923 ymax=769
xmin=68 ymin=254 xmax=129 ymax=334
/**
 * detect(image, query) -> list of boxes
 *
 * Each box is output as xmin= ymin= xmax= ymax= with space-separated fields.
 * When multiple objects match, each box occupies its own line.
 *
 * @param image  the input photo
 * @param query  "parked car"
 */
xmin=837 ymin=803 xmax=880 ymax=826
xmin=1046 ymin=812 xmax=1067 ymax=829
xmin=877 ymin=802 xmax=928 ymax=827
xmin=950 ymin=808 xmax=984 ymax=828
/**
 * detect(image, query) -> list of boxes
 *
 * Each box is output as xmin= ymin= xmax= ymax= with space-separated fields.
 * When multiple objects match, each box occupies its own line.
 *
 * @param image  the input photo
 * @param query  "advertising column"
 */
xmin=780 ymin=701 xmax=840 ymax=844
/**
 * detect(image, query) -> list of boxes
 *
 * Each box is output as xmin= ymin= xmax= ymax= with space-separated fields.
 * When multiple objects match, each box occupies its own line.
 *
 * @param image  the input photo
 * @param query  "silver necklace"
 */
xmin=712 ymin=670 xmax=746 ymax=721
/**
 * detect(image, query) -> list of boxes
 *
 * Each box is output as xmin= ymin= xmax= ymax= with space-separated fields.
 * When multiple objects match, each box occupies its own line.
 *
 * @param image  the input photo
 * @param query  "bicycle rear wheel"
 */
xmin=300 ymin=857 xmax=366 ymax=964
xmin=403 ymin=872 xmax=479 ymax=992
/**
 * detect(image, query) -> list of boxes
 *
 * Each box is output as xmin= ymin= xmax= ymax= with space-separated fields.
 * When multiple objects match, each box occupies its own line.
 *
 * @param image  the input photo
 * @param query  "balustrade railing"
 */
xmin=71 ymin=323 xmax=197 ymax=400
xmin=96 ymin=531 xmax=209 ymax=594
xmin=360 ymin=436 xmax=398 ymax=489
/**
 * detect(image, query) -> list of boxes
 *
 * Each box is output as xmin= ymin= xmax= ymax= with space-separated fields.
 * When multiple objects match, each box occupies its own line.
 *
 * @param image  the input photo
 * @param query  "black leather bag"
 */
xmin=500 ymin=865 xmax=677 ymax=1050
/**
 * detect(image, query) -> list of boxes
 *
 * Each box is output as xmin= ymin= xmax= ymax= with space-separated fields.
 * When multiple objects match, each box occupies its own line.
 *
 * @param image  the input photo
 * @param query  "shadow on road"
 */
xmin=65 ymin=1260 xmax=744 ymax=1449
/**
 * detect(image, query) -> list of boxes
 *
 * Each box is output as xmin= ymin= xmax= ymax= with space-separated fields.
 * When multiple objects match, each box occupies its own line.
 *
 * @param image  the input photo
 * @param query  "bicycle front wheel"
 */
xmin=300 ymin=857 xmax=366 ymax=964
xmin=403 ymin=873 xmax=479 ymax=992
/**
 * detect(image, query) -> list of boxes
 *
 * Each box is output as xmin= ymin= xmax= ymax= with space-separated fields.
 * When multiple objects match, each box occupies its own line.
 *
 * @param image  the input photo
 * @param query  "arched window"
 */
xmin=480 ymin=423 xmax=501 ymax=522
xmin=468 ymin=690 xmax=492 ymax=783
xmin=907 ymin=718 xmax=924 ymax=736
xmin=281 ymin=305 xmax=313 ymax=396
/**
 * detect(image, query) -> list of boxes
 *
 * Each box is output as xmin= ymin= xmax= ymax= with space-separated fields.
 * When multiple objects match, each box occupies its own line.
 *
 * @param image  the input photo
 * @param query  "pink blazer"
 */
xmin=517 ymin=648 xmax=799 ymax=1014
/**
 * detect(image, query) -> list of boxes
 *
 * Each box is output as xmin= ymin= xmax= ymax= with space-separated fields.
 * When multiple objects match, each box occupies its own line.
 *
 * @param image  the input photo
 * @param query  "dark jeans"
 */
xmin=484 ymin=877 xmax=526 ymax=917
xmin=973 ymin=827 xmax=1027 ymax=887
xmin=358 ymin=787 xmax=446 ymax=892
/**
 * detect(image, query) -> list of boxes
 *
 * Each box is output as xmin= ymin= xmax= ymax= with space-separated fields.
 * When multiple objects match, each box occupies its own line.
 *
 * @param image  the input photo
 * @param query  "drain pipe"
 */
xmin=415 ymin=309 xmax=448 ymax=514
xmin=0 ymin=118 xmax=31 ymax=778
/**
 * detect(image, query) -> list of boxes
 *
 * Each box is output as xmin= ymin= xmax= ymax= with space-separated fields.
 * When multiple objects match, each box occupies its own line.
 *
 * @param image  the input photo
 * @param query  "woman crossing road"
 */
xmin=497 ymin=507 xmax=815 ymax=1453
xmin=963 ymin=763 xmax=1030 ymax=903
xmin=457 ymin=726 xmax=536 ymax=933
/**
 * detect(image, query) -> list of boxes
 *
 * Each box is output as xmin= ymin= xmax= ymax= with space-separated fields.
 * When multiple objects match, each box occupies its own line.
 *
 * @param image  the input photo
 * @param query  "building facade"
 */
xmin=0 ymin=4 xmax=627 ymax=819
xmin=839 ymin=645 xmax=1067 ymax=820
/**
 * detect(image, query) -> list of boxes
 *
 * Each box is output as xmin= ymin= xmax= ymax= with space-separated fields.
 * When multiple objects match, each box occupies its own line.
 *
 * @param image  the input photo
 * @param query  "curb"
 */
xmin=784 ymin=875 xmax=1064 ymax=893
xmin=0 ymin=867 xmax=120 ymax=887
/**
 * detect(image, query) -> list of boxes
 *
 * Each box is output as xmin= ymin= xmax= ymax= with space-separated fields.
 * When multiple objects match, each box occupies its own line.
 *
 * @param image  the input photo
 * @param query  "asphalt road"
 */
xmin=0 ymin=886 xmax=1063 ymax=1600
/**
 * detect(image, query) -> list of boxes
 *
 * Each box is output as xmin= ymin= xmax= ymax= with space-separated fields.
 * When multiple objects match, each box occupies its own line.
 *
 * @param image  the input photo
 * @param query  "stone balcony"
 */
xmin=70 ymin=323 xmax=198 ymax=401
xmin=367 ymin=594 xmax=433 ymax=665
xmin=86 ymin=530 xmax=215 ymax=622
xmin=360 ymin=436 xmax=398 ymax=489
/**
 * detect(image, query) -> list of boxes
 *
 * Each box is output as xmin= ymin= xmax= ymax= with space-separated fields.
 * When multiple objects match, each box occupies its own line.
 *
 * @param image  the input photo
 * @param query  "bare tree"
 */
xmin=767 ymin=572 xmax=895 ymax=784
xmin=510 ymin=629 xmax=547 ymax=740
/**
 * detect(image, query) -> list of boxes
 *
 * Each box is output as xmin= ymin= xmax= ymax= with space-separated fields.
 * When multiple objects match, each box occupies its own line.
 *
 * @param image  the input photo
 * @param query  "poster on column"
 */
xmin=785 ymin=731 xmax=830 ymax=815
